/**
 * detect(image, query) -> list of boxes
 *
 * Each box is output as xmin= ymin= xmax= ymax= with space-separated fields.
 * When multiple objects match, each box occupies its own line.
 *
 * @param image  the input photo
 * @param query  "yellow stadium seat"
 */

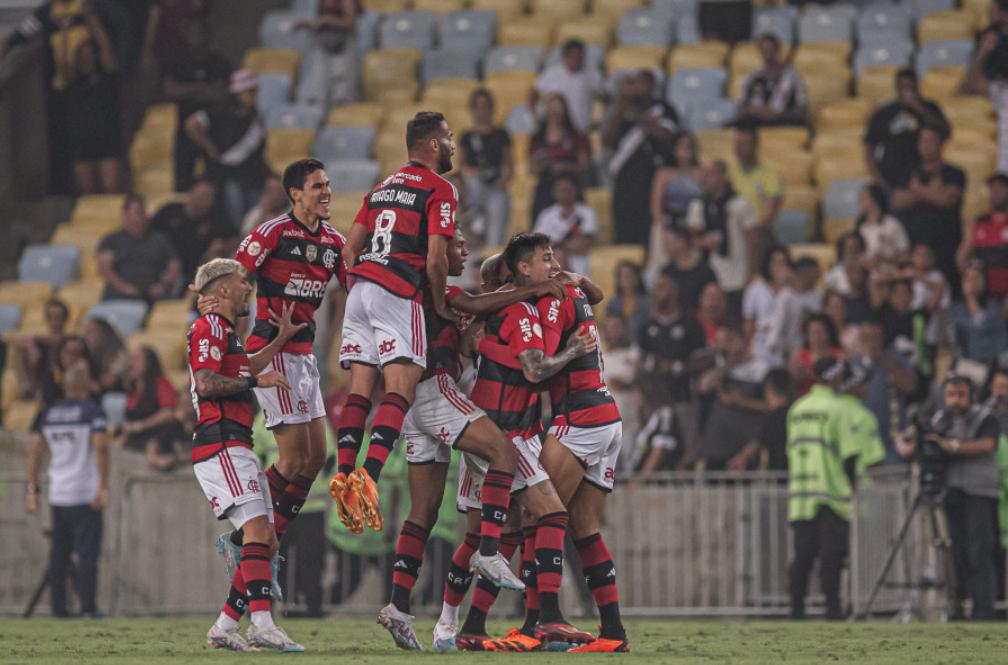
xmin=762 ymin=149 xmax=813 ymax=187
xmin=510 ymin=132 xmax=531 ymax=178
xmin=51 ymin=226 xmax=102 ymax=278
xmin=791 ymin=46 xmax=849 ymax=78
xmin=326 ymin=102 xmax=386 ymax=128
xmin=605 ymin=45 xmax=667 ymax=74
xmin=789 ymin=242 xmax=837 ymax=273
xmin=472 ymin=0 xmax=528 ymax=19
xmin=19 ymin=302 xmax=63 ymax=335
xmin=58 ymin=280 xmax=104 ymax=327
xmin=729 ymin=41 xmax=791 ymax=80
xmin=242 ymin=49 xmax=301 ymax=79
xmin=555 ymin=16 xmax=614 ymax=48
xmin=695 ymin=128 xmax=735 ymax=162
xmin=963 ymin=185 xmax=991 ymax=223
xmin=945 ymin=146 xmax=996 ymax=183
xmin=134 ymin=167 xmax=175 ymax=201
xmin=815 ymin=148 xmax=869 ymax=194
xmin=363 ymin=0 xmax=408 ymax=10
xmin=816 ymin=98 xmax=873 ymax=131
xmin=484 ymin=75 xmax=536 ymax=124
xmin=781 ymin=184 xmax=820 ymax=221
xmin=329 ymin=191 xmax=367 ymax=233
xmin=382 ymin=102 xmax=429 ymax=133
xmin=146 ymin=298 xmax=192 ymax=329
xmin=499 ymin=17 xmax=555 ymax=47
xmin=584 ymin=187 xmax=613 ymax=244
xmin=963 ymin=0 xmax=992 ymax=28
xmin=363 ymin=48 xmax=421 ymax=102
xmin=803 ymin=71 xmax=851 ymax=112
xmin=147 ymin=192 xmax=186 ymax=217
xmin=761 ymin=126 xmax=810 ymax=151
xmin=811 ymin=127 xmax=864 ymax=163
xmin=920 ymin=66 xmax=966 ymax=101
xmin=588 ymin=245 xmax=647 ymax=300
xmin=413 ymin=0 xmax=466 ymax=13
xmin=918 ymin=10 xmax=974 ymax=44
xmin=265 ymin=128 xmax=315 ymax=174
xmin=822 ymin=217 xmax=855 ymax=244
xmin=5 ymin=399 xmax=39 ymax=432
xmin=0 ymin=281 xmax=54 ymax=308
xmin=794 ymin=40 xmax=853 ymax=60
xmin=857 ymin=65 xmax=898 ymax=104
xmin=668 ymin=42 xmax=730 ymax=72
xmin=593 ymin=0 xmax=645 ymax=18
xmin=130 ymin=330 xmax=187 ymax=371
xmin=944 ymin=95 xmax=995 ymax=125
xmin=529 ymin=0 xmax=587 ymax=19
xmin=140 ymin=103 xmax=178 ymax=134
xmin=71 ymin=194 xmax=126 ymax=226
xmin=1 ymin=369 xmax=19 ymax=412
xmin=129 ymin=132 xmax=173 ymax=173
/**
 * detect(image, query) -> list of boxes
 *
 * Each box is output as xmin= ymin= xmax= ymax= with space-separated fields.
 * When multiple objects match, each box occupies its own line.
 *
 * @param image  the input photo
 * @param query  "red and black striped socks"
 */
xmin=240 ymin=542 xmax=274 ymax=616
xmin=479 ymin=470 xmax=514 ymax=555
xmin=535 ymin=511 xmax=569 ymax=623
xmin=221 ymin=566 xmax=247 ymax=623
xmin=391 ymin=520 xmax=430 ymax=614
xmin=273 ymin=472 xmax=313 ymax=538
xmin=519 ymin=526 xmax=540 ymax=635
xmin=443 ymin=532 xmax=479 ymax=608
xmin=461 ymin=530 xmax=522 ymax=636
xmin=336 ymin=393 xmax=371 ymax=475
xmin=575 ymin=532 xmax=625 ymax=640
xmin=363 ymin=392 xmax=410 ymax=481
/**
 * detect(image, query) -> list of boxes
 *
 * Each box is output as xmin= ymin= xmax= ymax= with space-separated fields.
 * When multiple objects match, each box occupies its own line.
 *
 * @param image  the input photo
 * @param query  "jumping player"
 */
xmin=188 ymin=258 xmax=305 ymax=652
xmin=330 ymin=111 xmax=458 ymax=532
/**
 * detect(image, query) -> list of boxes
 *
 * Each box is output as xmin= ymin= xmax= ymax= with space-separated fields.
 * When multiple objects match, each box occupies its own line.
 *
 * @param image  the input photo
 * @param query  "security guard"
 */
xmin=787 ymin=357 xmax=863 ymax=620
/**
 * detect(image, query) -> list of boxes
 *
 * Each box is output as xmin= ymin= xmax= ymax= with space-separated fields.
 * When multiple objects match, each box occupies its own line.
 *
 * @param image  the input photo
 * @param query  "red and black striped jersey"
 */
xmin=187 ymin=313 xmax=255 ymax=463
xmin=349 ymin=161 xmax=457 ymax=301
xmin=471 ymin=301 xmax=545 ymax=440
xmin=537 ymin=285 xmax=620 ymax=428
xmin=421 ymin=285 xmax=470 ymax=383
xmin=235 ymin=213 xmax=347 ymax=355
xmin=971 ymin=212 xmax=1008 ymax=296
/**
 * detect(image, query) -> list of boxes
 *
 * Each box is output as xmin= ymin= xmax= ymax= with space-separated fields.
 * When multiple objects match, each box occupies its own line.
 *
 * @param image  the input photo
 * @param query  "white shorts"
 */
xmin=549 ymin=421 xmax=623 ymax=492
xmin=340 ymin=280 xmax=427 ymax=369
xmin=457 ymin=434 xmax=549 ymax=512
xmin=255 ymin=352 xmax=326 ymax=428
xmin=193 ymin=446 xmax=275 ymax=529
xmin=403 ymin=374 xmax=485 ymax=464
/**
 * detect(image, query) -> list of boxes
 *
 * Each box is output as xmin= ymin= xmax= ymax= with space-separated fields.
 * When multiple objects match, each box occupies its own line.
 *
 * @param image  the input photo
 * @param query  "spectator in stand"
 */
xmin=856 ymin=182 xmax=909 ymax=263
xmin=958 ymin=173 xmax=1008 ymax=298
xmin=696 ymin=281 xmax=728 ymax=346
xmin=905 ymin=242 xmax=951 ymax=314
xmin=649 ymin=131 xmax=703 ymax=256
xmin=25 ymin=363 xmax=108 ymax=618
xmin=873 ymin=274 xmax=938 ymax=380
xmin=658 ymin=224 xmax=717 ymax=312
xmin=150 ymin=178 xmax=227 ymax=282
xmin=633 ymin=375 xmax=685 ymax=476
xmin=734 ymin=34 xmax=808 ymax=127
xmin=855 ymin=317 xmax=919 ymax=462
xmin=686 ymin=160 xmax=758 ymax=316
xmin=825 ymin=231 xmax=867 ymax=296
xmin=958 ymin=0 xmax=1008 ymax=173
xmin=603 ymin=70 xmax=679 ymax=245
xmin=12 ymin=299 xmax=69 ymax=401
xmin=788 ymin=314 xmax=843 ymax=395
xmin=744 ymin=245 xmax=792 ymax=365
xmin=890 ymin=125 xmax=965 ymax=292
xmin=605 ymin=260 xmax=650 ymax=341
xmin=82 ymin=318 xmax=128 ymax=394
xmin=531 ymin=39 xmax=604 ymax=135
xmin=766 ymin=256 xmax=823 ymax=363
xmin=533 ymin=173 xmax=597 ymax=276
xmin=600 ymin=313 xmax=641 ymax=456
xmin=119 ymin=346 xmax=185 ymax=472
xmin=459 ymin=89 xmax=512 ymax=247
xmin=97 ymin=194 xmax=182 ymax=303
xmin=185 ymin=69 xmax=268 ymax=232
xmin=864 ymin=68 xmax=948 ymax=189
xmin=240 ymin=172 xmax=288 ymax=235
xmin=144 ymin=0 xmax=212 ymax=73
xmin=823 ymin=290 xmax=859 ymax=353
xmin=726 ymin=368 xmax=794 ymax=471
xmin=164 ymin=19 xmax=231 ymax=192
xmin=64 ymin=9 xmax=122 ymax=194
xmin=731 ymin=124 xmax=782 ymax=229
xmin=528 ymin=93 xmax=592 ymax=223
xmin=297 ymin=0 xmax=362 ymax=106
xmin=949 ymin=260 xmax=1008 ymax=365
xmin=698 ymin=0 xmax=752 ymax=44
xmin=40 ymin=335 xmax=99 ymax=408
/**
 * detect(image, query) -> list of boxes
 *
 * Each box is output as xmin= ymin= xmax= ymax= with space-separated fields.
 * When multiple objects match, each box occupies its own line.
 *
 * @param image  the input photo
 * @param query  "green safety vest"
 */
xmin=838 ymin=394 xmax=886 ymax=478
xmin=997 ymin=434 xmax=1008 ymax=548
xmin=787 ymin=385 xmax=862 ymax=522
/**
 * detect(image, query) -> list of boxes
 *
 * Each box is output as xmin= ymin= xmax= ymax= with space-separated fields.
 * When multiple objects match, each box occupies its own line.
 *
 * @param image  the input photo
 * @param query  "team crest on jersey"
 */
xmin=323 ymin=248 xmax=337 ymax=270
xmin=210 ymin=346 xmax=222 ymax=361
xmin=305 ymin=244 xmax=317 ymax=262
xmin=246 ymin=241 xmax=261 ymax=257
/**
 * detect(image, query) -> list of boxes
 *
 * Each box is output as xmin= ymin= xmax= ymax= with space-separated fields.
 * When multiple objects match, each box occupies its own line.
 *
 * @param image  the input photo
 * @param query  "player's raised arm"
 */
xmin=450 ymin=278 xmax=565 ymax=316
xmin=246 ymin=304 xmax=309 ymax=375
xmin=343 ymin=197 xmax=369 ymax=268
xmin=557 ymin=271 xmax=604 ymax=305
xmin=518 ymin=328 xmax=596 ymax=384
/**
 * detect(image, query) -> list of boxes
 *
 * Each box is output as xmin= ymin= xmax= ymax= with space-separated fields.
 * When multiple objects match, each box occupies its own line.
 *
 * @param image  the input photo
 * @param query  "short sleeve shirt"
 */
xmin=97 ymin=228 xmax=177 ymax=300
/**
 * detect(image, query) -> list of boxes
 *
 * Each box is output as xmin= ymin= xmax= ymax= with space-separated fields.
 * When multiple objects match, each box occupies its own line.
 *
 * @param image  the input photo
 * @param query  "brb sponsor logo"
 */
xmin=209 ymin=496 xmax=220 ymax=510
xmin=284 ymin=274 xmax=327 ymax=299
xmin=437 ymin=426 xmax=451 ymax=443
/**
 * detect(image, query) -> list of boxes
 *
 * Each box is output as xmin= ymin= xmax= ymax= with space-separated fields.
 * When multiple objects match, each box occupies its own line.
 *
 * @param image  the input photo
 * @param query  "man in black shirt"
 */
xmin=96 ymin=194 xmax=182 ymax=302
xmin=660 ymin=223 xmax=717 ymax=313
xmin=727 ymin=368 xmax=792 ymax=471
xmin=734 ymin=34 xmax=808 ymax=127
xmin=864 ymin=68 xmax=949 ymax=189
xmin=459 ymin=89 xmax=513 ymax=246
xmin=150 ymin=178 xmax=229 ymax=282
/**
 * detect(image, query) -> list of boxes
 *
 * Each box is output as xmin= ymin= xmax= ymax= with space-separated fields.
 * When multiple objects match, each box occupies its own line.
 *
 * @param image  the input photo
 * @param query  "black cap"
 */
xmin=987 ymin=172 xmax=1008 ymax=187
xmin=813 ymin=356 xmax=846 ymax=383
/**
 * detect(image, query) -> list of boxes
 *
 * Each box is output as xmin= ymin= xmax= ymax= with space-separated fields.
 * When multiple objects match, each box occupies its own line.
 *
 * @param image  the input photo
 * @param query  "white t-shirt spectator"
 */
xmin=766 ymin=287 xmax=824 ymax=361
xmin=35 ymin=399 xmax=106 ymax=506
xmin=685 ymin=194 xmax=757 ymax=291
xmin=533 ymin=202 xmax=598 ymax=276
xmin=535 ymin=63 xmax=604 ymax=134
xmin=859 ymin=215 xmax=910 ymax=261
xmin=743 ymin=279 xmax=783 ymax=364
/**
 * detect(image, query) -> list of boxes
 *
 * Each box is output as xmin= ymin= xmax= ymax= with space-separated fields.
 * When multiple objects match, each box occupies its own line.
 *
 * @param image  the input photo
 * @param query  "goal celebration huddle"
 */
xmin=186 ymin=111 xmax=628 ymax=653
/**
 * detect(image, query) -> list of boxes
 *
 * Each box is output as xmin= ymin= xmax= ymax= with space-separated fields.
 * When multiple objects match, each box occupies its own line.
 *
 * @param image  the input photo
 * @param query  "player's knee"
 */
xmin=408 ymin=499 xmax=440 ymax=529
xmin=567 ymin=509 xmax=598 ymax=539
xmin=488 ymin=435 xmax=519 ymax=471
xmin=303 ymin=449 xmax=326 ymax=476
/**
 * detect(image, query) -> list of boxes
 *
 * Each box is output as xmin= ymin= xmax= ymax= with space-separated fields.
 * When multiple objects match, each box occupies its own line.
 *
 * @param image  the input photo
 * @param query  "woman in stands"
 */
xmin=119 ymin=345 xmax=185 ymax=472
xmin=855 ymin=182 xmax=909 ymax=263
xmin=529 ymin=94 xmax=592 ymax=223
xmin=788 ymin=314 xmax=843 ymax=395
xmin=605 ymin=260 xmax=650 ymax=341
xmin=83 ymin=318 xmax=128 ymax=394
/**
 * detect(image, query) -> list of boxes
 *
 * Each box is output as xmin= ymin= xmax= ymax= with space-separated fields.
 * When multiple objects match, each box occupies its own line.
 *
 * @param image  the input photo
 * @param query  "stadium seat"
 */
xmin=146 ymin=298 xmax=192 ymax=331
xmin=326 ymin=160 xmax=382 ymax=192
xmin=355 ymin=10 xmax=380 ymax=53
xmin=917 ymin=11 xmax=974 ymax=43
xmin=134 ymin=167 xmax=174 ymax=200
xmin=752 ymin=7 xmax=795 ymax=44
xmin=853 ymin=43 xmax=914 ymax=77
xmin=139 ymin=104 xmax=178 ymax=135
xmin=555 ymin=16 xmax=615 ymax=48
xmin=422 ymin=49 xmax=480 ymax=82
xmin=790 ymin=242 xmax=837 ymax=273
xmin=798 ymin=6 xmax=853 ymax=44
xmin=504 ymin=105 xmax=537 ymax=135
xmin=101 ymin=392 xmax=128 ymax=429
xmin=439 ymin=10 xmax=497 ymax=52
xmin=675 ymin=16 xmax=701 ymax=44
xmin=484 ymin=46 xmax=543 ymax=75
xmin=0 ymin=304 xmax=22 ymax=335
xmin=604 ymin=46 xmax=665 ymax=76
xmin=129 ymin=131 xmax=173 ymax=173
xmin=413 ymin=0 xmax=466 ymax=13
xmin=943 ymin=96 xmax=995 ymax=124
xmin=945 ymin=146 xmax=996 ymax=184
xmin=781 ymin=184 xmax=820 ymax=221
xmin=963 ymin=0 xmax=992 ymax=28
xmin=484 ymin=75 xmax=538 ymax=124
xmin=595 ymin=0 xmax=646 ymax=19
xmin=50 ymin=227 xmax=101 ymax=279
xmin=908 ymin=0 xmax=956 ymax=18
xmin=776 ymin=209 xmax=811 ymax=245
xmin=498 ymin=16 xmax=555 ymax=48
xmin=668 ymin=68 xmax=727 ymax=105
xmin=921 ymin=66 xmax=966 ymax=100
xmin=266 ymin=102 xmax=324 ymax=130
xmin=916 ymin=40 xmax=974 ymax=76
xmin=856 ymin=3 xmax=912 ymax=43
xmin=378 ymin=11 xmax=437 ymax=50
xmin=86 ymin=299 xmax=148 ymax=339
xmin=761 ymin=125 xmax=811 ymax=152
xmin=589 ymin=245 xmax=647 ymax=299
xmin=59 ymin=280 xmax=106 ymax=326
xmin=266 ymin=128 xmax=315 ymax=174
xmin=857 ymin=65 xmax=899 ymax=104
xmin=815 ymin=149 xmax=869 ymax=195
xmin=18 ymin=244 xmax=80 ymax=288
xmin=471 ymin=0 xmax=528 ymax=20
xmin=695 ymin=128 xmax=735 ymax=162
xmin=651 ymin=0 xmax=698 ymax=17
xmin=667 ymin=42 xmax=729 ymax=72
xmin=812 ymin=127 xmax=863 ymax=163
xmin=326 ymin=102 xmax=387 ymax=127
xmin=293 ymin=0 xmax=320 ymax=13
xmin=255 ymin=72 xmax=293 ymax=113
xmin=791 ymin=44 xmax=850 ymax=76
xmin=131 ymin=330 xmax=188 ymax=370
xmin=364 ymin=0 xmax=409 ymax=10
xmin=816 ymin=98 xmax=872 ymax=130
xmin=617 ymin=9 xmax=672 ymax=47
xmin=259 ymin=10 xmax=314 ymax=51
xmin=313 ymin=126 xmax=375 ymax=161
xmin=686 ymin=98 xmax=735 ymax=130
xmin=803 ymin=71 xmax=852 ymax=112
xmin=5 ymin=399 xmax=39 ymax=432
xmin=729 ymin=41 xmax=791 ymax=80
xmin=822 ymin=217 xmax=855 ymax=244
xmin=242 ymin=49 xmax=301 ymax=79
xmin=362 ymin=48 xmax=421 ymax=101
xmin=70 ymin=194 xmax=126 ymax=226
xmin=544 ymin=44 xmax=605 ymax=71
xmin=762 ymin=149 xmax=812 ymax=187
xmin=529 ymin=0 xmax=587 ymax=19
xmin=823 ymin=178 xmax=868 ymax=220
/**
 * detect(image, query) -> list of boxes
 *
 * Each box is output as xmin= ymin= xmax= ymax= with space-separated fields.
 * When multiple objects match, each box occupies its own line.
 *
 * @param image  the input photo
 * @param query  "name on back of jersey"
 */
xmin=370 ymin=188 xmax=418 ymax=207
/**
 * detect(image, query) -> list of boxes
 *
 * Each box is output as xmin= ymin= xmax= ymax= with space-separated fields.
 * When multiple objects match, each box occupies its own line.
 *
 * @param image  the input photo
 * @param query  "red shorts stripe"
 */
xmin=275 ymin=355 xmax=291 ymax=415
xmin=412 ymin=302 xmax=422 ymax=357
xmin=219 ymin=450 xmax=242 ymax=497
xmin=224 ymin=450 xmax=245 ymax=497
xmin=438 ymin=375 xmax=473 ymax=415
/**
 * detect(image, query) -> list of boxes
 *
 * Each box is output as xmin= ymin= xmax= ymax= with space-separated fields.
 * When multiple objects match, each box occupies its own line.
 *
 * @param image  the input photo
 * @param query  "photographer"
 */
xmin=896 ymin=374 xmax=1001 ymax=620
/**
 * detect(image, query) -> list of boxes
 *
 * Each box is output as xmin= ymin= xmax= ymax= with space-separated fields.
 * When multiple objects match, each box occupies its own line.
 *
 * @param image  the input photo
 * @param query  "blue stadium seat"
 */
xmin=378 ymin=11 xmax=437 ymax=50
xmin=504 ymin=105 xmax=537 ymax=134
xmin=259 ymin=10 xmax=314 ymax=51
xmin=823 ymin=179 xmax=867 ymax=221
xmin=256 ymin=72 xmax=293 ymax=113
xmin=86 ymin=300 xmax=148 ymax=339
xmin=484 ymin=46 xmax=543 ymax=75
xmin=312 ymin=126 xmax=375 ymax=161
xmin=266 ymin=103 xmax=325 ymax=130
xmin=18 ymin=244 xmax=80 ymax=287
xmin=356 ymin=11 xmax=380 ymax=53
xmin=422 ymin=49 xmax=480 ymax=82
xmin=686 ymin=98 xmax=735 ymax=130
xmin=292 ymin=0 xmax=320 ymax=14
xmin=545 ymin=45 xmax=604 ymax=72
xmin=908 ymin=0 xmax=955 ymax=19
xmin=857 ymin=3 xmax=911 ymax=43
xmin=326 ymin=160 xmax=382 ymax=193
xmin=651 ymin=0 xmax=698 ymax=19
xmin=440 ymin=11 xmax=497 ymax=52
xmin=753 ymin=7 xmax=796 ymax=44
xmin=675 ymin=17 xmax=701 ymax=44
xmin=853 ymin=43 xmax=914 ymax=76
xmin=617 ymin=9 xmax=673 ymax=47
xmin=917 ymin=40 xmax=974 ymax=75
xmin=101 ymin=392 xmax=128 ymax=429
xmin=798 ymin=7 xmax=853 ymax=44
xmin=668 ymin=68 xmax=727 ymax=106
xmin=776 ymin=210 xmax=811 ymax=245
xmin=0 ymin=303 xmax=22 ymax=335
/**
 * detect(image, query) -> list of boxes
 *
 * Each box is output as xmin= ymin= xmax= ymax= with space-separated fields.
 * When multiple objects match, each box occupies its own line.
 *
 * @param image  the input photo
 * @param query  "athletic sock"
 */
xmin=575 ymin=532 xmax=625 ymax=641
xmin=362 ymin=392 xmax=410 ymax=481
xmin=240 ymin=542 xmax=273 ymax=617
xmin=264 ymin=465 xmax=287 ymax=507
xmin=519 ymin=526 xmax=540 ymax=636
xmin=465 ymin=530 xmax=523 ymax=635
xmin=443 ymin=532 xmax=479 ymax=609
xmin=220 ymin=565 xmax=247 ymax=624
xmin=336 ymin=394 xmax=371 ymax=476
xmin=274 ymin=474 xmax=312 ymax=538
xmin=390 ymin=520 xmax=430 ymax=614
xmin=479 ymin=470 xmax=514 ymax=556
xmin=535 ymin=512 xmax=569 ymax=624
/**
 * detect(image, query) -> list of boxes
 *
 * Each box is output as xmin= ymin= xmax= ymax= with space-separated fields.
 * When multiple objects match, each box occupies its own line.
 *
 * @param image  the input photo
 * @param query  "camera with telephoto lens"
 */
xmin=911 ymin=408 xmax=951 ymax=495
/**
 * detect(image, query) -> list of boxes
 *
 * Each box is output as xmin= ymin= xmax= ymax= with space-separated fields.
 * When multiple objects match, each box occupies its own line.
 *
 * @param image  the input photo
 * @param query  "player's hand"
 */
xmin=195 ymin=293 xmax=219 ymax=316
xmin=269 ymin=303 xmax=308 ymax=341
xmin=90 ymin=487 xmax=108 ymax=510
xmin=25 ymin=491 xmax=38 ymax=514
xmin=436 ymin=305 xmax=459 ymax=326
xmin=534 ymin=278 xmax=566 ymax=301
xmin=256 ymin=370 xmax=290 ymax=390
xmin=566 ymin=328 xmax=597 ymax=357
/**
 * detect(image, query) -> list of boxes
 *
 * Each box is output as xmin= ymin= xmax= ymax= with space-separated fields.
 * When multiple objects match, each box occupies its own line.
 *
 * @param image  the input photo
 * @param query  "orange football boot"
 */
xmin=481 ymin=628 xmax=542 ymax=653
xmin=349 ymin=468 xmax=383 ymax=531
xmin=328 ymin=471 xmax=363 ymax=533
xmin=568 ymin=637 xmax=630 ymax=653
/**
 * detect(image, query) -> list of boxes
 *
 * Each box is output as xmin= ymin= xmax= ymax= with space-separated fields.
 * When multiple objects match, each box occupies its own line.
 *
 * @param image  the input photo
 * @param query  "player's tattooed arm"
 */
xmin=555 ymin=271 xmax=604 ymax=305
xmin=518 ymin=328 xmax=597 ymax=383
xmin=450 ymin=278 xmax=565 ymax=316
xmin=193 ymin=368 xmax=289 ymax=398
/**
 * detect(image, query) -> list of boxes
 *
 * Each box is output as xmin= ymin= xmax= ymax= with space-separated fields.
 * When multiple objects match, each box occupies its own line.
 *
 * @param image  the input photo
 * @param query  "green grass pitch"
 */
xmin=4 ymin=618 xmax=1008 ymax=664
